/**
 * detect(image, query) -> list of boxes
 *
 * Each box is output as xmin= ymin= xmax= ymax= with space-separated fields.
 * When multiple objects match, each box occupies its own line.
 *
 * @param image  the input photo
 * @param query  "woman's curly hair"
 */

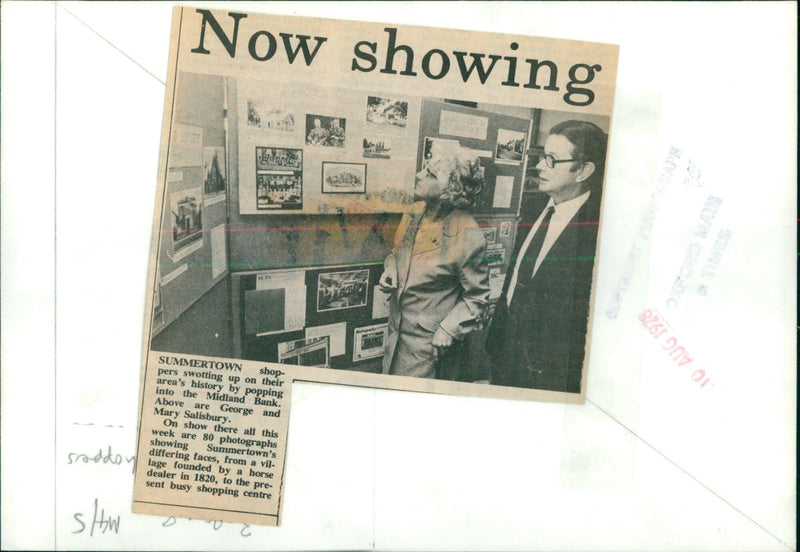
xmin=425 ymin=141 xmax=485 ymax=210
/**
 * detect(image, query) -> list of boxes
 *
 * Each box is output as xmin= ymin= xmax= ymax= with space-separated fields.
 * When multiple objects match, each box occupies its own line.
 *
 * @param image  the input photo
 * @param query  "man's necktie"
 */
xmin=512 ymin=205 xmax=555 ymax=294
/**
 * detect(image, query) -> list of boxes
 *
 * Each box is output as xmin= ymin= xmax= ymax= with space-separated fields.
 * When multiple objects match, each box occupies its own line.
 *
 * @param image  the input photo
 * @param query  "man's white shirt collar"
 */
xmin=506 ymin=190 xmax=591 ymax=305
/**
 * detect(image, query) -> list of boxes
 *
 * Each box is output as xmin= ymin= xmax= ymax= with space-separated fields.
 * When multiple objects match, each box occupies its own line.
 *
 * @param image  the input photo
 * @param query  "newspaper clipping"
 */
xmin=134 ymin=6 xmax=619 ymax=525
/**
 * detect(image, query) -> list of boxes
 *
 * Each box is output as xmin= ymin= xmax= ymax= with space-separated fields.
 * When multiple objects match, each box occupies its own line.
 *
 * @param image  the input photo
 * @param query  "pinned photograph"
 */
xmin=366 ymin=95 xmax=408 ymax=127
xmin=277 ymin=336 xmax=330 ymax=367
xmin=499 ymin=220 xmax=512 ymax=238
xmin=482 ymin=227 xmax=497 ymax=244
xmin=246 ymin=99 xmax=295 ymax=132
xmin=255 ymin=147 xmax=302 ymax=171
xmin=353 ymin=323 xmax=389 ymax=362
xmin=305 ymin=114 xmax=346 ymax=148
xmin=256 ymin=174 xmax=302 ymax=210
xmin=362 ymin=135 xmax=392 ymax=159
xmin=484 ymin=243 xmax=506 ymax=265
xmin=203 ymin=146 xmax=226 ymax=197
xmin=322 ymin=162 xmax=367 ymax=194
xmin=317 ymin=269 xmax=369 ymax=311
xmin=170 ymin=187 xmax=203 ymax=252
xmin=495 ymin=128 xmax=527 ymax=164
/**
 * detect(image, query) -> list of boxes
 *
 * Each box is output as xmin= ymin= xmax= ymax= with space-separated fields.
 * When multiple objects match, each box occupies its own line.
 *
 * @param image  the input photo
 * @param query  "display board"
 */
xmin=237 ymin=79 xmax=420 ymax=215
xmin=237 ymin=85 xmax=530 ymax=216
xmin=229 ymin=210 xmax=519 ymax=375
xmin=153 ymin=72 xmax=230 ymax=335
xmin=473 ymin=214 xmax=521 ymax=304
xmin=231 ymin=263 xmax=388 ymax=371
xmin=417 ymin=99 xmax=531 ymax=217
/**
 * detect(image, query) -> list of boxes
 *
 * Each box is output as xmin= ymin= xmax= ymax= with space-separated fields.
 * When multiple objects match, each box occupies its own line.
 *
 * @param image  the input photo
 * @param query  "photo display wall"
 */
xmin=238 ymin=79 xmax=421 ymax=215
xmin=232 ymin=264 xmax=390 ymax=371
xmin=417 ymin=99 xmax=531 ymax=217
xmin=154 ymin=73 xmax=231 ymax=337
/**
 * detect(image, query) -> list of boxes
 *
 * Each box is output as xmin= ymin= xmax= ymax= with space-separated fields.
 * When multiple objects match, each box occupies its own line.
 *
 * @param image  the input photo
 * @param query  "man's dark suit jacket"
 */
xmin=486 ymin=191 xmax=600 ymax=393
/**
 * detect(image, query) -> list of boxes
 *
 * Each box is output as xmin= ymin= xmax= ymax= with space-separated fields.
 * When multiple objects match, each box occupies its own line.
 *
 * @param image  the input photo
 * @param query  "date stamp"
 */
xmin=638 ymin=307 xmax=712 ymax=389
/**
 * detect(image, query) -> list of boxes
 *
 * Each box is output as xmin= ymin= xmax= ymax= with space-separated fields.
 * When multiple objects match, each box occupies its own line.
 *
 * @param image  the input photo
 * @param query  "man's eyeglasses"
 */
xmin=541 ymin=154 xmax=578 ymax=169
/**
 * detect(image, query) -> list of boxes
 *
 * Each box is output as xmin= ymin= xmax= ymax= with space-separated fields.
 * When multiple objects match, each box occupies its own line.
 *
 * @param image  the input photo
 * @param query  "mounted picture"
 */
xmin=169 ymin=187 xmax=203 ymax=252
xmin=305 ymin=114 xmax=346 ymax=148
xmin=365 ymin=95 xmax=408 ymax=127
xmin=484 ymin=243 xmax=506 ymax=266
xmin=277 ymin=336 xmax=330 ymax=367
xmin=321 ymin=162 xmax=367 ymax=194
xmin=246 ymin=98 xmax=295 ymax=132
xmin=255 ymin=147 xmax=303 ymax=171
xmin=495 ymin=128 xmax=527 ymax=163
xmin=316 ymin=269 xmax=369 ymax=312
xmin=203 ymin=146 xmax=226 ymax=196
xmin=362 ymin=135 xmax=392 ymax=159
xmin=353 ymin=323 xmax=389 ymax=362
xmin=256 ymin=173 xmax=302 ymax=210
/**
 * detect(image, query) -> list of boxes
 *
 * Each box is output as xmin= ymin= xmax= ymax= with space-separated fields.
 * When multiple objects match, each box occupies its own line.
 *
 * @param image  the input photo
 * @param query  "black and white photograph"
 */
xmin=353 ymin=323 xmax=389 ymax=362
xmin=203 ymin=146 xmax=226 ymax=197
xmin=154 ymin=69 xmax=609 ymax=395
xmin=153 ymin=68 xmax=610 ymax=397
xmin=169 ymin=187 xmax=203 ymax=252
xmin=484 ymin=243 xmax=506 ymax=266
xmin=255 ymin=147 xmax=302 ymax=171
xmin=4 ymin=3 xmax=795 ymax=549
xmin=362 ymin=136 xmax=392 ymax=159
xmin=495 ymin=128 xmax=526 ymax=163
xmin=321 ymin=162 xmax=367 ymax=194
xmin=305 ymin=114 xmax=346 ymax=148
xmin=365 ymin=95 xmax=408 ymax=127
xmin=246 ymin=98 xmax=295 ymax=132
xmin=256 ymin=173 xmax=302 ymax=210
xmin=316 ymin=269 xmax=369 ymax=312
xmin=277 ymin=336 xmax=330 ymax=367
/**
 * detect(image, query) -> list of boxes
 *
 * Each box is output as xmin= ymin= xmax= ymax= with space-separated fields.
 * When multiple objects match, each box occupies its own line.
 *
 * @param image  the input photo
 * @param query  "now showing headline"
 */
xmin=191 ymin=9 xmax=604 ymax=107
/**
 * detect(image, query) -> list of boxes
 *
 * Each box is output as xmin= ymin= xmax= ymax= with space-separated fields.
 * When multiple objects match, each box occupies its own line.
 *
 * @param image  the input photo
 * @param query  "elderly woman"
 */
xmin=379 ymin=142 xmax=490 ymax=379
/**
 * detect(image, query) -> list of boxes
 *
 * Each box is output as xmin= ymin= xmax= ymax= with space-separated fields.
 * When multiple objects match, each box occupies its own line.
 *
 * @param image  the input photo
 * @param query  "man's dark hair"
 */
xmin=549 ymin=120 xmax=608 ymax=190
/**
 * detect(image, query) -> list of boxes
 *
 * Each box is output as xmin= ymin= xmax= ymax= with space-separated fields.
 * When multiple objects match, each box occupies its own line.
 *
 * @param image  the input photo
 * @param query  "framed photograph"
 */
xmin=353 ymin=323 xmax=389 ymax=362
xmin=305 ymin=114 xmax=346 ymax=148
xmin=255 ymin=147 xmax=302 ymax=171
xmin=169 ymin=187 xmax=203 ymax=253
xmin=321 ymin=162 xmax=367 ymax=194
xmin=277 ymin=336 xmax=330 ymax=367
xmin=203 ymin=146 xmax=226 ymax=196
xmin=362 ymin=135 xmax=392 ymax=159
xmin=495 ymin=128 xmax=527 ymax=164
xmin=256 ymin=173 xmax=302 ymax=210
xmin=499 ymin=220 xmax=512 ymax=238
xmin=246 ymin=98 xmax=295 ymax=132
xmin=365 ymin=95 xmax=408 ymax=127
xmin=317 ymin=269 xmax=369 ymax=312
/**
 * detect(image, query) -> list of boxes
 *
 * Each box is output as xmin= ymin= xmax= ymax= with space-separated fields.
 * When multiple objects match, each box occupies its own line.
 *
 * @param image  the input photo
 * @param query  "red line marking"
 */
xmin=162 ymin=221 xmax=599 ymax=233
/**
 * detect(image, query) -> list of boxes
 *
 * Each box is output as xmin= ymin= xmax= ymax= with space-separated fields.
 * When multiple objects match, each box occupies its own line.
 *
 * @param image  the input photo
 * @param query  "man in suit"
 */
xmin=486 ymin=120 xmax=607 ymax=393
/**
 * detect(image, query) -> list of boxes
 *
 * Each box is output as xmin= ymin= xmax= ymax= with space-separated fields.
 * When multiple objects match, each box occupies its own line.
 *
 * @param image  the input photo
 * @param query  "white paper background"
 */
xmin=1 ymin=2 xmax=795 ymax=551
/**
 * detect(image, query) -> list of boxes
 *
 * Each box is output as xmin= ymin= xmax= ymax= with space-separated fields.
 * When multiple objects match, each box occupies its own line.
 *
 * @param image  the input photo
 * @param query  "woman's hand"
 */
xmin=432 ymin=326 xmax=454 ymax=348
xmin=378 ymin=270 xmax=396 ymax=292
